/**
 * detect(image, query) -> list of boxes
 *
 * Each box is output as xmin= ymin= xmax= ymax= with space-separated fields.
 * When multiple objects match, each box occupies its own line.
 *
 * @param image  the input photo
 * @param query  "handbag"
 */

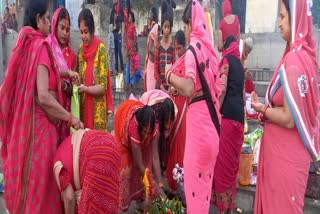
xmin=305 ymin=161 xmax=320 ymax=199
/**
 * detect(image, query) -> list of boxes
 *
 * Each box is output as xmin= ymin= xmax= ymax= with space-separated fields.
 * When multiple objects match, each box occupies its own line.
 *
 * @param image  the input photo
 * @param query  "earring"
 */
xmin=37 ymin=25 xmax=39 ymax=28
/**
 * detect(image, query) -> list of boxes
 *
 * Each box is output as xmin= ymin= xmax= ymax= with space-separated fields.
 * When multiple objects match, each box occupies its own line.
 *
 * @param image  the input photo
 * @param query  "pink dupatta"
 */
xmin=171 ymin=0 xmax=221 ymax=123
xmin=265 ymin=0 xmax=319 ymax=160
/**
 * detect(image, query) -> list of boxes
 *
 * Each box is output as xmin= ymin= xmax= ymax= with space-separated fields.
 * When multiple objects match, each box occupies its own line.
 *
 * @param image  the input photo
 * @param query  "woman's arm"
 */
xmin=148 ymin=40 xmax=156 ymax=60
xmin=78 ymin=45 xmax=107 ymax=97
xmin=37 ymin=65 xmax=82 ymax=128
xmin=151 ymin=137 xmax=162 ymax=183
xmin=130 ymin=143 xmax=146 ymax=175
xmin=61 ymin=184 xmax=76 ymax=214
xmin=219 ymin=74 xmax=228 ymax=109
xmin=217 ymin=30 xmax=224 ymax=52
xmin=251 ymin=92 xmax=295 ymax=128
xmin=168 ymin=73 xmax=194 ymax=98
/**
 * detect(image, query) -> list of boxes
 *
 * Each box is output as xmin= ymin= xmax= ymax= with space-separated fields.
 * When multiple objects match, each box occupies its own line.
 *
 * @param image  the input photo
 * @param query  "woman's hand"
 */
xmin=250 ymin=92 xmax=264 ymax=113
xmin=61 ymin=184 xmax=76 ymax=214
xmin=169 ymin=86 xmax=179 ymax=96
xmin=70 ymin=116 xmax=84 ymax=130
xmin=78 ymin=84 xmax=88 ymax=94
xmin=68 ymin=70 xmax=80 ymax=85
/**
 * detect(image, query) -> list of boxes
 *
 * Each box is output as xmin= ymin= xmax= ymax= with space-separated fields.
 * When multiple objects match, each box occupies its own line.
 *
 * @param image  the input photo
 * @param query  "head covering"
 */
xmin=46 ymin=7 xmax=73 ymax=72
xmin=244 ymin=37 xmax=253 ymax=54
xmin=222 ymin=0 xmax=232 ymax=17
xmin=266 ymin=0 xmax=319 ymax=160
xmin=140 ymin=89 xmax=178 ymax=116
xmin=171 ymin=0 xmax=221 ymax=127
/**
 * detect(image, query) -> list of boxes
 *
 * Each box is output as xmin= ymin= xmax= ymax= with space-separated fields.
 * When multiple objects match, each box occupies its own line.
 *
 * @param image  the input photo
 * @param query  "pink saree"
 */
xmin=254 ymin=0 xmax=319 ymax=213
xmin=0 ymin=27 xmax=63 ymax=213
xmin=171 ymin=1 xmax=221 ymax=213
xmin=144 ymin=24 xmax=159 ymax=91
xmin=47 ymin=7 xmax=76 ymax=141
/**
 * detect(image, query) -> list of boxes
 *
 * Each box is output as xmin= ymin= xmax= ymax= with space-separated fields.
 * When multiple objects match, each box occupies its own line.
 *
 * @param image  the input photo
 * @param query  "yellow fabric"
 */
xmin=77 ymin=43 xmax=109 ymax=130
xmin=205 ymin=12 xmax=214 ymax=45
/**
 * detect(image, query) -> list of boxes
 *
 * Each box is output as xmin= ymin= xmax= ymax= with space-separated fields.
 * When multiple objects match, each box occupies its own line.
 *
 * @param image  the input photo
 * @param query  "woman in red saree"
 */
xmin=114 ymin=100 xmax=164 ymax=212
xmin=165 ymin=1 xmax=221 ymax=213
xmin=251 ymin=0 xmax=319 ymax=213
xmin=53 ymin=129 xmax=120 ymax=214
xmin=217 ymin=0 xmax=240 ymax=52
xmin=47 ymin=7 xmax=79 ymax=141
xmin=166 ymin=30 xmax=188 ymax=191
xmin=211 ymin=35 xmax=245 ymax=213
xmin=0 ymin=1 xmax=82 ymax=213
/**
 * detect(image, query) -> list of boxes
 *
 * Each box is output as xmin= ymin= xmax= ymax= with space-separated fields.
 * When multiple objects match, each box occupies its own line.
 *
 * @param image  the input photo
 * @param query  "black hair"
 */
xmin=174 ymin=30 xmax=186 ymax=47
xmin=161 ymin=17 xmax=172 ymax=35
xmin=24 ymin=0 xmax=48 ymax=29
xmin=223 ymin=35 xmax=237 ymax=50
xmin=135 ymin=105 xmax=156 ymax=139
xmin=78 ymin=8 xmax=95 ymax=35
xmin=5 ymin=7 xmax=9 ymax=11
xmin=182 ymin=0 xmax=192 ymax=25
xmin=282 ymin=0 xmax=291 ymax=23
xmin=56 ymin=8 xmax=71 ymax=30
xmin=152 ymin=98 xmax=175 ymax=169
xmin=129 ymin=11 xmax=135 ymax=23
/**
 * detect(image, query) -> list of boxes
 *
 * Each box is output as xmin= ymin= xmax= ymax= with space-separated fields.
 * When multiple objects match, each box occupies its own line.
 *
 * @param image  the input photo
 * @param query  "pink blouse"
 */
xmin=38 ymin=46 xmax=58 ymax=91
xmin=185 ymin=50 xmax=201 ymax=96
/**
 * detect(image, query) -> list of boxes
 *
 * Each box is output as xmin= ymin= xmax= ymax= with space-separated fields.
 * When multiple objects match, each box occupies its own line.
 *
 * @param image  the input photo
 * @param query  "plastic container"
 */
xmin=239 ymin=153 xmax=254 ymax=186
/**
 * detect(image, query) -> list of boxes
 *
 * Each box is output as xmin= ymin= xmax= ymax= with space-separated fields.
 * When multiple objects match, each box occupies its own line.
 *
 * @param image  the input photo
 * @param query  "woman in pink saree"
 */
xmin=251 ymin=0 xmax=319 ymax=213
xmin=165 ymin=1 xmax=221 ymax=213
xmin=144 ymin=23 xmax=159 ymax=91
xmin=47 ymin=7 xmax=79 ymax=141
xmin=0 ymin=1 xmax=82 ymax=213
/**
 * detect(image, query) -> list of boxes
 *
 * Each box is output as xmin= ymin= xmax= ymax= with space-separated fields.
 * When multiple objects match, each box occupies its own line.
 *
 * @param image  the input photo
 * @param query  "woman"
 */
xmin=77 ymin=8 xmax=113 ymax=130
xmin=114 ymin=100 xmax=163 ymax=212
xmin=165 ymin=1 xmax=221 ymax=212
xmin=251 ymin=0 xmax=319 ymax=213
xmin=47 ymin=7 xmax=79 ymax=141
xmin=144 ymin=23 xmax=159 ymax=91
xmin=54 ymin=129 xmax=120 ymax=214
xmin=217 ymin=0 xmax=240 ymax=52
xmin=0 ymin=0 xmax=83 ymax=213
xmin=140 ymin=90 xmax=177 ymax=179
xmin=124 ymin=11 xmax=137 ymax=90
xmin=211 ymin=35 xmax=245 ymax=213
xmin=166 ymin=30 xmax=188 ymax=191
xmin=154 ymin=2 xmax=175 ymax=91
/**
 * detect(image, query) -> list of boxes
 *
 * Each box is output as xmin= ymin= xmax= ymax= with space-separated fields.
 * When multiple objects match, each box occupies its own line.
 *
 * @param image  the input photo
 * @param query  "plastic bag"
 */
xmin=70 ymin=85 xmax=80 ymax=133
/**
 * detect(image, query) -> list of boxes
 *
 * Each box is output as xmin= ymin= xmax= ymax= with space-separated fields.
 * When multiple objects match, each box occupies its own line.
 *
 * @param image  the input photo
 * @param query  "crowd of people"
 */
xmin=0 ymin=0 xmax=318 ymax=214
xmin=1 ymin=3 xmax=18 ymax=33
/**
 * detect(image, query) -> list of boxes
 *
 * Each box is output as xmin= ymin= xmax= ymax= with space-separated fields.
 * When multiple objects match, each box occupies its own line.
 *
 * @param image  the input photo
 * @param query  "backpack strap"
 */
xmin=188 ymin=45 xmax=220 ymax=136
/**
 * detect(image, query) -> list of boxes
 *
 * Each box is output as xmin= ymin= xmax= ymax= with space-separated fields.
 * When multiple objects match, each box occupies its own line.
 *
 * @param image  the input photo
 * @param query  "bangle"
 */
xmin=62 ymin=81 xmax=68 ymax=91
xmin=67 ymin=113 xmax=73 ymax=127
xmin=261 ymin=106 xmax=269 ymax=121
xmin=166 ymin=71 xmax=172 ymax=85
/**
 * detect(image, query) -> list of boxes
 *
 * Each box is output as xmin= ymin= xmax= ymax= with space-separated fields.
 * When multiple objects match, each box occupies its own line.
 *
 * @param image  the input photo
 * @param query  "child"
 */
xmin=107 ymin=23 xmax=116 ymax=75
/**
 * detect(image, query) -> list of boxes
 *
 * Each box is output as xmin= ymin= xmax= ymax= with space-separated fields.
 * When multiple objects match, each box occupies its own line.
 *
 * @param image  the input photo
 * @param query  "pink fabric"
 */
xmin=140 ymin=89 xmax=172 ymax=106
xmin=38 ymin=47 xmax=59 ymax=90
xmin=255 ymin=0 xmax=319 ymax=213
xmin=47 ymin=7 xmax=77 ymax=141
xmin=145 ymin=24 xmax=159 ymax=91
xmin=222 ymin=0 xmax=232 ymax=16
xmin=170 ymin=1 xmax=221 ymax=213
xmin=212 ymin=118 xmax=244 ymax=211
xmin=0 ymin=27 xmax=62 ymax=213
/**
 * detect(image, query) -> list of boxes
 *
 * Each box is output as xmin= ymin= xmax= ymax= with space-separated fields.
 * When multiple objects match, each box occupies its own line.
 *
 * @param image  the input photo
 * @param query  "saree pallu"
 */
xmin=145 ymin=59 xmax=156 ymax=91
xmin=184 ymin=100 xmax=219 ymax=214
xmin=78 ymin=130 xmax=120 ymax=213
xmin=166 ymin=95 xmax=187 ymax=190
xmin=211 ymin=118 xmax=244 ymax=212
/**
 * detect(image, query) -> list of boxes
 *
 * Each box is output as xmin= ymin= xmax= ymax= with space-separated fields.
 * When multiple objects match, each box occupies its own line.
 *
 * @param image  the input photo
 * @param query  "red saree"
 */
xmin=47 ymin=7 xmax=77 ymax=141
xmin=54 ymin=130 xmax=120 ymax=213
xmin=114 ymin=100 xmax=157 ymax=211
xmin=0 ymin=27 xmax=62 ymax=213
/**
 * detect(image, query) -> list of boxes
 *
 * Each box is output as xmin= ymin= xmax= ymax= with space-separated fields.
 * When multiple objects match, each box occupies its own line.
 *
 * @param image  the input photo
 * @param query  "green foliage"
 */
xmin=149 ymin=196 xmax=184 ymax=214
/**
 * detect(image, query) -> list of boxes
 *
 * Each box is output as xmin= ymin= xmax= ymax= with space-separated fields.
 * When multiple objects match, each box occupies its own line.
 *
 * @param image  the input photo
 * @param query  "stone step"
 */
xmin=235 ymin=185 xmax=320 ymax=214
